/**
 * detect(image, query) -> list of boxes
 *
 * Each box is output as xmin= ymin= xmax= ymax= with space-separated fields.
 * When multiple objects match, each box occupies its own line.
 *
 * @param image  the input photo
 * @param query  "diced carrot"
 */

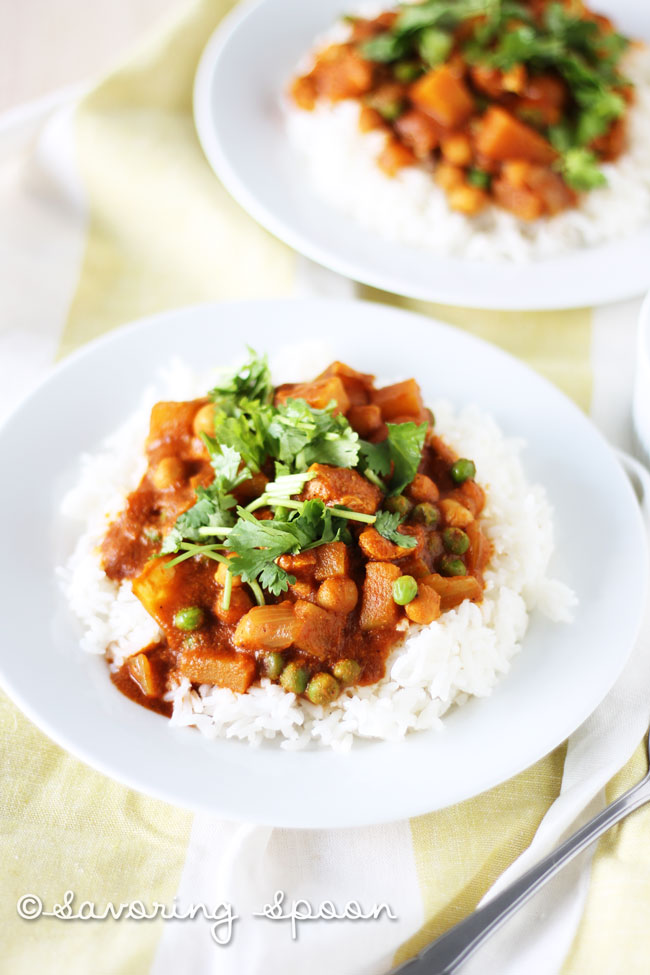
xmin=314 ymin=541 xmax=350 ymax=580
xmin=179 ymin=649 xmax=256 ymax=693
xmin=359 ymin=562 xmax=402 ymax=630
xmin=371 ymin=378 xmax=424 ymax=421
xmin=274 ymin=376 xmax=350 ymax=414
xmin=475 ymin=107 xmax=556 ymax=164
xmin=410 ymin=65 xmax=475 ymax=128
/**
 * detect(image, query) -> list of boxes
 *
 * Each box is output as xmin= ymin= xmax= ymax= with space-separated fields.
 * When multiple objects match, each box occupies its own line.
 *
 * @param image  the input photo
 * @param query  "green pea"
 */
xmin=439 ymin=556 xmax=467 ymax=577
xmin=385 ymin=494 xmax=413 ymax=517
xmin=467 ymin=168 xmax=491 ymax=190
xmin=450 ymin=459 xmax=476 ymax=484
xmin=173 ymin=606 xmax=205 ymax=631
xmin=333 ymin=659 xmax=362 ymax=685
xmin=393 ymin=61 xmax=423 ymax=83
xmin=412 ymin=502 xmax=440 ymax=527
xmin=306 ymin=673 xmax=341 ymax=706
xmin=260 ymin=651 xmax=284 ymax=680
xmin=442 ymin=527 xmax=469 ymax=555
xmin=393 ymin=575 xmax=418 ymax=605
xmin=280 ymin=662 xmax=309 ymax=695
xmin=378 ymin=99 xmax=405 ymax=122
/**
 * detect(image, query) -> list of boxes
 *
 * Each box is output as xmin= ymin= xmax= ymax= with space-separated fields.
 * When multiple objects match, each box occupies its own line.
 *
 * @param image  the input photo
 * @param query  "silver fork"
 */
xmin=390 ymin=448 xmax=650 ymax=975
xmin=390 ymin=727 xmax=650 ymax=974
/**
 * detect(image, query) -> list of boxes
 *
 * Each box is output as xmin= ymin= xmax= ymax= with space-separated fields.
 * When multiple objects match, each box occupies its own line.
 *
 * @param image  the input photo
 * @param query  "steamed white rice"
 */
xmin=285 ymin=21 xmax=650 ymax=263
xmin=59 ymin=357 xmax=576 ymax=751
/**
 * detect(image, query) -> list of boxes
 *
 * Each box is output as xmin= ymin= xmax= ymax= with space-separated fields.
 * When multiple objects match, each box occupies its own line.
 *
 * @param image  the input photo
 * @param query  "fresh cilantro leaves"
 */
xmin=227 ymin=500 xmax=349 ymax=596
xmin=265 ymin=398 xmax=360 ymax=472
xmin=360 ymin=421 xmax=427 ymax=496
xmin=209 ymin=348 xmax=273 ymax=406
xmin=557 ymin=147 xmax=607 ymax=191
xmin=374 ymin=510 xmax=417 ymax=549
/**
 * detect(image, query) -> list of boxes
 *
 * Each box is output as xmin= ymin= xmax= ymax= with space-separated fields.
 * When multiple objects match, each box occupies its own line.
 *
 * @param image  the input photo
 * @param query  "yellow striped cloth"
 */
xmin=2 ymin=1 xmax=649 ymax=972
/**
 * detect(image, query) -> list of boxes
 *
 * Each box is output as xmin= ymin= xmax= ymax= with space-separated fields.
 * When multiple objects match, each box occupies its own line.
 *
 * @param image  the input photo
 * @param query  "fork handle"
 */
xmin=391 ymin=774 xmax=650 ymax=975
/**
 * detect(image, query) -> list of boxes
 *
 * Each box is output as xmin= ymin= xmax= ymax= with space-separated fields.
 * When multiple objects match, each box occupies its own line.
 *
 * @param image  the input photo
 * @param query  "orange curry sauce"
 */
xmin=102 ymin=363 xmax=492 ymax=716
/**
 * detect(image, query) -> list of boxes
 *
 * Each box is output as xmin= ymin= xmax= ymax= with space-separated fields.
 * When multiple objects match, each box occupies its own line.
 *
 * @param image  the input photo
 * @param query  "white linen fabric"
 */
xmin=0 ymin=88 xmax=648 ymax=975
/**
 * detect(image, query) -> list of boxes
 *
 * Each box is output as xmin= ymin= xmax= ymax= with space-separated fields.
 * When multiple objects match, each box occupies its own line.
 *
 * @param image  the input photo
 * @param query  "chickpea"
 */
xmin=152 ymin=456 xmax=185 ymax=490
xmin=407 ymin=473 xmax=439 ymax=504
xmin=440 ymin=133 xmax=473 ymax=167
xmin=215 ymin=587 xmax=253 ymax=625
xmin=439 ymin=498 xmax=474 ymax=527
xmin=214 ymin=561 xmax=243 ymax=588
xmin=447 ymin=184 xmax=489 ymax=216
xmin=316 ymin=577 xmax=359 ymax=614
xmin=193 ymin=403 xmax=216 ymax=438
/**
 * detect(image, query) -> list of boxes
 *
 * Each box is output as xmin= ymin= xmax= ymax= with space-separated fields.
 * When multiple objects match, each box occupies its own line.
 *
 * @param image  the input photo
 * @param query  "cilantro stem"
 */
xmin=262 ymin=497 xmax=377 ymax=524
xmin=222 ymin=566 xmax=233 ymax=611
xmin=248 ymin=579 xmax=265 ymax=606
xmin=363 ymin=469 xmax=385 ymax=490
xmin=163 ymin=543 xmax=228 ymax=569
xmin=197 ymin=526 xmax=233 ymax=537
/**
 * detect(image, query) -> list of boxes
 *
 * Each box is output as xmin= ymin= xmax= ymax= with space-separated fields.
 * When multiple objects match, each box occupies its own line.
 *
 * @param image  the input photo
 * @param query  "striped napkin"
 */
xmin=1 ymin=2 xmax=650 ymax=973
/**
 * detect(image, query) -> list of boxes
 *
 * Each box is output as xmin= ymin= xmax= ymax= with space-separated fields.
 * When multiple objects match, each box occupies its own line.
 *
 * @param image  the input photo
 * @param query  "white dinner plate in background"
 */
xmin=194 ymin=0 xmax=650 ymax=310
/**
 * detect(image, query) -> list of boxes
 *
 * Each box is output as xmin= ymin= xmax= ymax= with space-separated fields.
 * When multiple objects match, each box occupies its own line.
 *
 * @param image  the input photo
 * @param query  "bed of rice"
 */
xmin=285 ymin=20 xmax=650 ymax=263
xmin=59 ymin=358 xmax=575 ymax=752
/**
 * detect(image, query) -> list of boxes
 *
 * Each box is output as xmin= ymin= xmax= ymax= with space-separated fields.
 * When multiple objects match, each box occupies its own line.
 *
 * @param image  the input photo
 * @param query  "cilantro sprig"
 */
xmin=155 ymin=352 xmax=430 ymax=597
xmin=355 ymin=0 xmax=631 ymax=192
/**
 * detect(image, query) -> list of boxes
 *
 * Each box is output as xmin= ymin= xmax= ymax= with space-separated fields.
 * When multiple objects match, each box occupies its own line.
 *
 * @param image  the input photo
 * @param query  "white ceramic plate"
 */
xmin=0 ymin=299 xmax=646 ymax=827
xmin=193 ymin=0 xmax=650 ymax=310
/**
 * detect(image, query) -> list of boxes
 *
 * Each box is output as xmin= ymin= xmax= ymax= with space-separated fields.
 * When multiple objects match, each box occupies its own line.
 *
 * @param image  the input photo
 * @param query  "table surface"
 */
xmin=0 ymin=0 xmax=178 ymax=113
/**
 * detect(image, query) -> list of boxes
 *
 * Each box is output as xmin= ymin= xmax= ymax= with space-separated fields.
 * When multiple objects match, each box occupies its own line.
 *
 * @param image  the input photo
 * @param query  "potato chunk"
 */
xmin=371 ymin=379 xmax=424 ymax=421
xmin=293 ymin=601 xmax=344 ymax=659
xmin=422 ymin=573 xmax=482 ymax=611
xmin=131 ymin=559 xmax=177 ymax=628
xmin=360 ymin=562 xmax=401 ymax=630
xmin=179 ymin=649 xmax=256 ymax=693
xmin=274 ymin=376 xmax=350 ymax=414
xmin=475 ymin=107 xmax=556 ymax=165
xmin=410 ymin=65 xmax=475 ymax=128
xmin=314 ymin=542 xmax=350 ymax=580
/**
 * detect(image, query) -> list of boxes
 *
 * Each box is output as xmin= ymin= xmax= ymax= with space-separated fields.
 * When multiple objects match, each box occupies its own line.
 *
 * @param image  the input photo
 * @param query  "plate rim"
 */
xmin=0 ymin=297 xmax=648 ymax=827
xmin=192 ymin=0 xmax=650 ymax=311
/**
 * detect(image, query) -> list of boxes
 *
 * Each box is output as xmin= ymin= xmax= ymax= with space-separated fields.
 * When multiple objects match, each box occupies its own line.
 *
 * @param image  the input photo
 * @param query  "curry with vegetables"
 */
xmin=102 ymin=354 xmax=491 ymax=715
xmin=290 ymin=0 xmax=634 ymax=219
